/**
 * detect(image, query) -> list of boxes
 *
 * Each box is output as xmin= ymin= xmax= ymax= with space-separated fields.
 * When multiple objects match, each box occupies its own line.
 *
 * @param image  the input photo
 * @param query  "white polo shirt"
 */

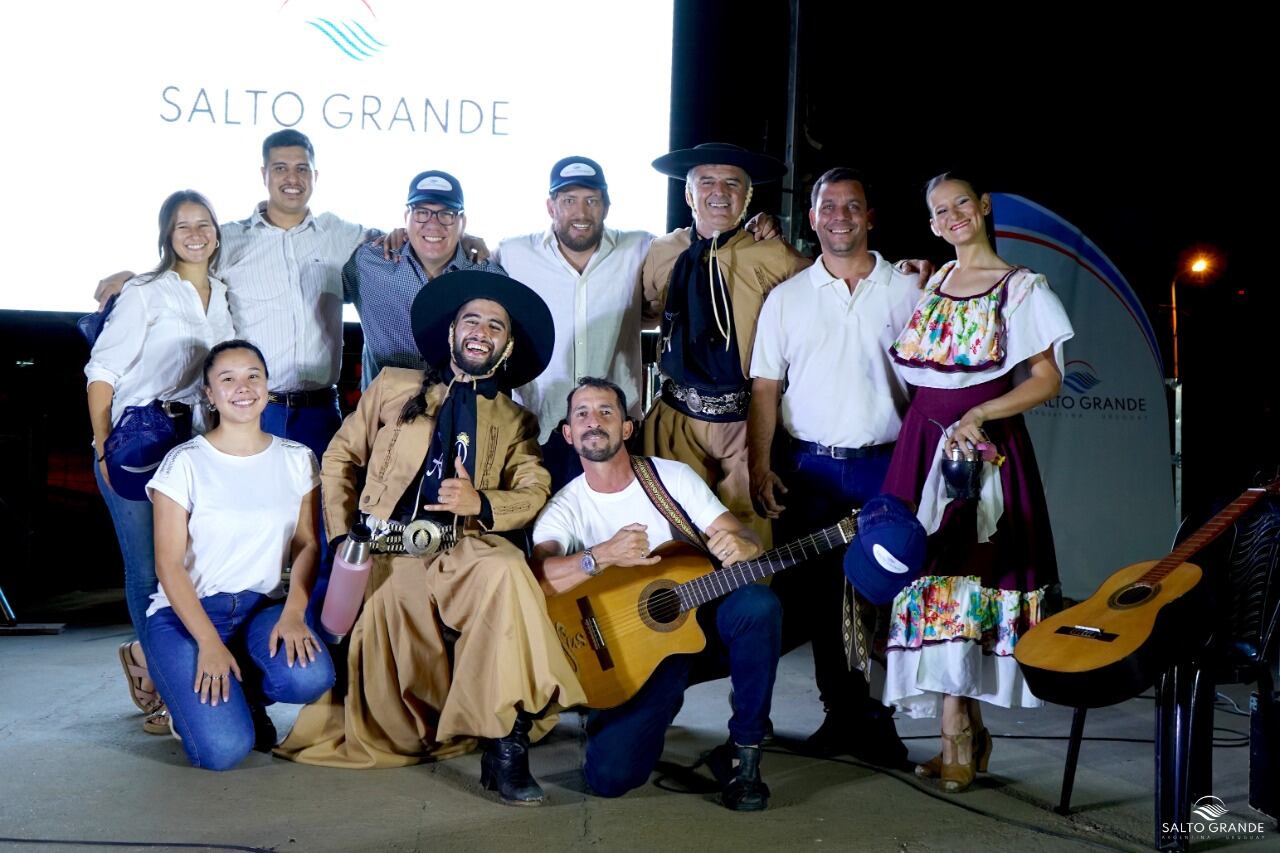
xmin=496 ymin=227 xmax=652 ymax=443
xmin=750 ymin=251 xmax=919 ymax=448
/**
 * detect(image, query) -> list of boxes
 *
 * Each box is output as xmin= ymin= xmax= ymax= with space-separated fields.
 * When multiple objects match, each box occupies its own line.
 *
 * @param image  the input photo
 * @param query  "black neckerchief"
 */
xmin=658 ymin=226 xmax=747 ymax=394
xmin=392 ymin=373 xmax=499 ymax=523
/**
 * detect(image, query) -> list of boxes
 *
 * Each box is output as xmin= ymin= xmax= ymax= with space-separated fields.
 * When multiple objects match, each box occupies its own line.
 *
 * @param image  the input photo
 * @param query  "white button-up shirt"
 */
xmin=750 ymin=251 xmax=919 ymax=448
xmin=219 ymin=204 xmax=369 ymax=392
xmin=496 ymin=227 xmax=653 ymax=442
xmin=85 ymin=270 xmax=235 ymax=431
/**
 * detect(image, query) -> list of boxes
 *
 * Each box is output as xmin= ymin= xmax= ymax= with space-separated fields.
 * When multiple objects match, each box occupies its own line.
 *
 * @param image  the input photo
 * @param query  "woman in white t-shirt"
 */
xmin=144 ymin=340 xmax=334 ymax=770
xmin=85 ymin=190 xmax=235 ymax=735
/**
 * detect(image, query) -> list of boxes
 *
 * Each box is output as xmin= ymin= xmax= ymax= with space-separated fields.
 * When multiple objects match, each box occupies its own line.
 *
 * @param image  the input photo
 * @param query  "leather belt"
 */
xmin=661 ymin=379 xmax=750 ymax=417
xmin=267 ymin=386 xmax=338 ymax=408
xmin=793 ymin=439 xmax=894 ymax=460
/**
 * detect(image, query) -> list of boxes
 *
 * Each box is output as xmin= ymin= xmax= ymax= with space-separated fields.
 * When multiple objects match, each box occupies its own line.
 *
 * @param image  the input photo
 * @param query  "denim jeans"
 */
xmin=94 ymin=461 xmax=156 ymax=640
xmin=145 ymin=591 xmax=335 ymax=771
xmin=583 ymin=583 xmax=782 ymax=797
xmin=260 ymin=398 xmax=343 ymax=608
xmin=771 ymin=440 xmax=892 ymax=715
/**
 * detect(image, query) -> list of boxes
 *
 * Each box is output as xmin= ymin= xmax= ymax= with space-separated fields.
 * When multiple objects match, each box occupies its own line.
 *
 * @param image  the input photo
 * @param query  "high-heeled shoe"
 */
xmin=940 ymin=726 xmax=984 ymax=793
xmin=915 ymin=726 xmax=991 ymax=779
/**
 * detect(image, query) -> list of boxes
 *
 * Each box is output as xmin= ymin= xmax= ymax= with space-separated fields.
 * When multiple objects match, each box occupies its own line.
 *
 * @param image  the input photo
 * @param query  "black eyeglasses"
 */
xmin=410 ymin=207 xmax=461 ymax=226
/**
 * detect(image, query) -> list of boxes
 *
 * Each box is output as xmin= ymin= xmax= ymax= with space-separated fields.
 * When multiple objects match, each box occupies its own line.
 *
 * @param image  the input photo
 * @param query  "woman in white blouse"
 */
xmin=85 ymin=190 xmax=234 ymax=734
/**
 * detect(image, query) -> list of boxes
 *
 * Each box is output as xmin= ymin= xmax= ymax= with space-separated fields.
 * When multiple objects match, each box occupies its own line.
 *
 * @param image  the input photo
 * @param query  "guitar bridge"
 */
xmin=1054 ymin=625 xmax=1118 ymax=642
xmin=578 ymin=597 xmax=615 ymax=671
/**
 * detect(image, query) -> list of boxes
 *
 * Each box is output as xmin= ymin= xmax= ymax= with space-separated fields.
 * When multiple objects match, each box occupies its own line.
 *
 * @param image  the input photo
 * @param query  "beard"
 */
xmin=575 ymin=428 xmax=622 ymax=462
xmin=452 ymin=338 xmax=504 ymax=377
xmin=555 ymin=220 xmax=604 ymax=254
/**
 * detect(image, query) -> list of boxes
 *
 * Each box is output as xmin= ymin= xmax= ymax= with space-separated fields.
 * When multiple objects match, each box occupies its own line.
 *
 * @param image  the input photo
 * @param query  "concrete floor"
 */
xmin=0 ymin=616 xmax=1275 ymax=853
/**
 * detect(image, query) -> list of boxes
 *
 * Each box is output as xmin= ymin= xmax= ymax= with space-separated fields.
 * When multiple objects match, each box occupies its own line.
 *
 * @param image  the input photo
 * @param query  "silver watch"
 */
xmin=581 ymin=548 xmax=601 ymax=576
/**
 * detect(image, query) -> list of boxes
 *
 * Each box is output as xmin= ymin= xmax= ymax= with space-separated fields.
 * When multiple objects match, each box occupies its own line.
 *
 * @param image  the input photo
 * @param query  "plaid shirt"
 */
xmin=343 ymin=241 xmax=505 ymax=388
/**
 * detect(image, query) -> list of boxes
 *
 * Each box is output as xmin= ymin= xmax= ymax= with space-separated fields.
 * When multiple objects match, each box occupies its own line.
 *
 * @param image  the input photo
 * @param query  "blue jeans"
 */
xmin=584 ymin=584 xmax=781 ymax=797
xmin=145 ymin=592 xmax=335 ymax=771
xmin=94 ymin=461 xmax=156 ymax=639
xmin=771 ymin=439 xmax=892 ymax=715
xmin=260 ymin=397 xmax=342 ymax=606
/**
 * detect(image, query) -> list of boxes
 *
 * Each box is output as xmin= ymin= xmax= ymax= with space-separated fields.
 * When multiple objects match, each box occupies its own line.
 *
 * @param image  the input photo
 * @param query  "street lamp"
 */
xmin=1167 ymin=252 xmax=1215 ymax=523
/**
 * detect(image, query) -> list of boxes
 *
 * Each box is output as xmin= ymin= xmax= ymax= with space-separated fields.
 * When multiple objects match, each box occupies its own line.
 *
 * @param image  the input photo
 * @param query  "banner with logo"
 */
xmin=3 ymin=0 xmax=674 ymax=312
xmin=993 ymin=194 xmax=1175 ymax=599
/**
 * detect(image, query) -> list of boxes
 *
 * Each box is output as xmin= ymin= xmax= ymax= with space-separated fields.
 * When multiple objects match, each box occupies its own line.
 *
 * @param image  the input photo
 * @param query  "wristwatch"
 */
xmin=581 ymin=548 xmax=601 ymax=577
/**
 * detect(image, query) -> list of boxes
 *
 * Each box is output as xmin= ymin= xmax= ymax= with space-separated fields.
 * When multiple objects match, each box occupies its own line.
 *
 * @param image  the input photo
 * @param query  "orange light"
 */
xmin=1190 ymin=257 xmax=1210 ymax=274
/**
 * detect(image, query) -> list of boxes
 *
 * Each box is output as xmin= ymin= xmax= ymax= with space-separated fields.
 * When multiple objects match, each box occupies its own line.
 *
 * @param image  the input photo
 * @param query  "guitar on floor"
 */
xmin=1015 ymin=477 xmax=1280 ymax=708
xmin=546 ymin=514 xmax=858 ymax=709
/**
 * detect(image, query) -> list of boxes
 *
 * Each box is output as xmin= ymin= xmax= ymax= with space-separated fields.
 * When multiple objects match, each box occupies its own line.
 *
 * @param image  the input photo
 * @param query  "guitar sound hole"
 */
xmin=1109 ymin=583 xmax=1157 ymax=609
xmin=645 ymin=589 xmax=681 ymax=624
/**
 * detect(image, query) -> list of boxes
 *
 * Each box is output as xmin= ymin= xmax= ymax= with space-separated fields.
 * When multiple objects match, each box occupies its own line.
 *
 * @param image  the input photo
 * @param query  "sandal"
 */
xmin=118 ymin=641 xmax=160 ymax=713
xmin=915 ymin=726 xmax=991 ymax=779
xmin=142 ymin=704 xmax=171 ymax=736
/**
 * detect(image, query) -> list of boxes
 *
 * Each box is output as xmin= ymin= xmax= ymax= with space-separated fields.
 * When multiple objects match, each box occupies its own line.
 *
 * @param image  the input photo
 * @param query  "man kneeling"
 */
xmin=531 ymin=377 xmax=780 ymax=811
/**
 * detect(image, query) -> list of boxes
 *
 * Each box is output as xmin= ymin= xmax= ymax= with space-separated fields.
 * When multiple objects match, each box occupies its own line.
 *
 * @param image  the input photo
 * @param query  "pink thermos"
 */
xmin=320 ymin=524 xmax=372 ymax=643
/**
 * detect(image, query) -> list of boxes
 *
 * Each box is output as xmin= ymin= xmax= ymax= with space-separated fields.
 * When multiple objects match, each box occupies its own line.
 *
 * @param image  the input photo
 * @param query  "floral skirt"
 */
xmin=882 ymin=575 xmax=1050 ymax=718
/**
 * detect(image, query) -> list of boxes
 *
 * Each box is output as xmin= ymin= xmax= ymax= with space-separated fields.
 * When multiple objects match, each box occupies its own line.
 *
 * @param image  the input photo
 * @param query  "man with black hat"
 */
xmin=496 ymin=155 xmax=782 ymax=491
xmin=344 ymin=169 xmax=504 ymax=388
xmin=641 ymin=143 xmax=809 ymax=546
xmin=276 ymin=271 xmax=586 ymax=807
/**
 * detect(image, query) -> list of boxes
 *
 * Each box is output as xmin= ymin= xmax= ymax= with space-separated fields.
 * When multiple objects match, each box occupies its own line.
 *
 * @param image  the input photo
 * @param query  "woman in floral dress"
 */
xmin=880 ymin=173 xmax=1074 ymax=792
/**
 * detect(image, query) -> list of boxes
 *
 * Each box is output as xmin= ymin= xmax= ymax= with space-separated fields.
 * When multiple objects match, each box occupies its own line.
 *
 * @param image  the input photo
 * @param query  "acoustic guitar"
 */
xmin=546 ymin=514 xmax=858 ymax=709
xmin=1015 ymin=477 xmax=1280 ymax=708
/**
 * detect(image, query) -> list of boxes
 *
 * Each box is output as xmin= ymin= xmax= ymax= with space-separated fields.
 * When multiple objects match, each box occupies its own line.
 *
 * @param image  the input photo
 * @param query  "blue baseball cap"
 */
xmin=406 ymin=170 xmax=464 ymax=209
xmin=842 ymin=495 xmax=928 ymax=605
xmin=549 ymin=156 xmax=610 ymax=205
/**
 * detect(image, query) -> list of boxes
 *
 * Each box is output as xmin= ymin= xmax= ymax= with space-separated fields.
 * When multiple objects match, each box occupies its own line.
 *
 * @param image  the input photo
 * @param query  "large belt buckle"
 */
xmin=402 ymin=518 xmax=454 ymax=557
xmin=686 ymin=387 xmax=704 ymax=414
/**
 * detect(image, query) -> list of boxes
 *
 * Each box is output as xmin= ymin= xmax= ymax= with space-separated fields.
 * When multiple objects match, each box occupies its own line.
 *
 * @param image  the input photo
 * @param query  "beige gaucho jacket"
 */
xmin=320 ymin=367 xmax=551 ymax=538
xmin=641 ymin=227 xmax=811 ymax=379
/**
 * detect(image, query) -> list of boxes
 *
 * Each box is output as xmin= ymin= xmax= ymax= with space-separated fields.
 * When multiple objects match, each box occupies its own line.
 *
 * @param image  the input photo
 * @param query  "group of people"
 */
xmin=86 ymin=128 xmax=1073 ymax=809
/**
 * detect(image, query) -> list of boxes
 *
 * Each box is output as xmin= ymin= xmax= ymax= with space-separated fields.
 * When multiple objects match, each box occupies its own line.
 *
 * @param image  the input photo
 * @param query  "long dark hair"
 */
xmin=141 ymin=190 xmax=222 ymax=282
xmin=398 ymin=364 xmax=445 ymax=424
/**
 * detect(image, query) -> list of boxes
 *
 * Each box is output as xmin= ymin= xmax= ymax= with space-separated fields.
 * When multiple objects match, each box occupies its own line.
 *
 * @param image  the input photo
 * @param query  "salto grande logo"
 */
xmin=283 ymin=0 xmax=388 ymax=62
xmin=1160 ymin=795 xmax=1267 ymax=842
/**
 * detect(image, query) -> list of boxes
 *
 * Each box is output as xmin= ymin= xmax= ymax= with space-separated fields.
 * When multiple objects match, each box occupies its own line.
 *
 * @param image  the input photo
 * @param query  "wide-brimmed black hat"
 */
xmin=652 ymin=142 xmax=787 ymax=183
xmin=409 ymin=270 xmax=554 ymax=388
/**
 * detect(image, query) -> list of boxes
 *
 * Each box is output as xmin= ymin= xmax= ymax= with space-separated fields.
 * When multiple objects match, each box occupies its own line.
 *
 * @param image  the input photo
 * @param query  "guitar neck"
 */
xmin=674 ymin=522 xmax=853 ymax=612
xmin=1144 ymin=484 xmax=1274 ymax=583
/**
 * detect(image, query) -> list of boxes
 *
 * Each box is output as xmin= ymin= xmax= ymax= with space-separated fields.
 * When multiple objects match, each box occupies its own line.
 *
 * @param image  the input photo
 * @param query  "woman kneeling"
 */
xmin=144 ymin=340 xmax=335 ymax=770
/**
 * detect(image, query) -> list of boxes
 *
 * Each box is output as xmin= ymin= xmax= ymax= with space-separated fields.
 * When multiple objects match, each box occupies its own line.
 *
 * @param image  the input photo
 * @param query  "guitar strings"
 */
xmin=585 ymin=527 xmax=851 ymax=641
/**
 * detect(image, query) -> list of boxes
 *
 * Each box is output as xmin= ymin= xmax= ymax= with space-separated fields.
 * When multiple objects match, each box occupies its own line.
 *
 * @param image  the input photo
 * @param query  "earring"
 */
xmin=207 ymin=402 xmax=217 ymax=414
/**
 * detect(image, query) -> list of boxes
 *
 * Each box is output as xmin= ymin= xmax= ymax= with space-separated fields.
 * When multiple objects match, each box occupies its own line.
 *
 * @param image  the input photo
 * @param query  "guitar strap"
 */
xmin=630 ymin=456 xmax=710 ymax=553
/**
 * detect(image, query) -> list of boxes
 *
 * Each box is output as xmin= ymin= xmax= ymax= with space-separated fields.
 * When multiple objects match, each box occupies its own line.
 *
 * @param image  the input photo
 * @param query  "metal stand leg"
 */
xmin=1056 ymin=707 xmax=1088 ymax=815
xmin=0 ymin=583 xmax=64 ymax=635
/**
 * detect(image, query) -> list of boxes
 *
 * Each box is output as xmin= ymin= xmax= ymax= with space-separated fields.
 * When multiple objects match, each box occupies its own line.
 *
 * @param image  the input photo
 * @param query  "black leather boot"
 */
xmin=480 ymin=712 xmax=544 ymax=806
xmin=706 ymin=742 xmax=770 ymax=812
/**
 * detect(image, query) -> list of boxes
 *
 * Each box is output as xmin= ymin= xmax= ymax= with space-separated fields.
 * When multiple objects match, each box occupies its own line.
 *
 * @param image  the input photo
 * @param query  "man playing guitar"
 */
xmin=531 ymin=377 xmax=779 ymax=811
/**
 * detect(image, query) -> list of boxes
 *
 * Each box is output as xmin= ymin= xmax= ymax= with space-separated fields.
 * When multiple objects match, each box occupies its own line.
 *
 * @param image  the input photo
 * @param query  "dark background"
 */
xmin=0 ymin=2 xmax=1268 ymax=617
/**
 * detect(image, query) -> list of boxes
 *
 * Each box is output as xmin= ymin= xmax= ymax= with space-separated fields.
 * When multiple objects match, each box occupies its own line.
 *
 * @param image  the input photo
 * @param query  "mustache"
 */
xmin=581 ymin=429 xmax=608 ymax=441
